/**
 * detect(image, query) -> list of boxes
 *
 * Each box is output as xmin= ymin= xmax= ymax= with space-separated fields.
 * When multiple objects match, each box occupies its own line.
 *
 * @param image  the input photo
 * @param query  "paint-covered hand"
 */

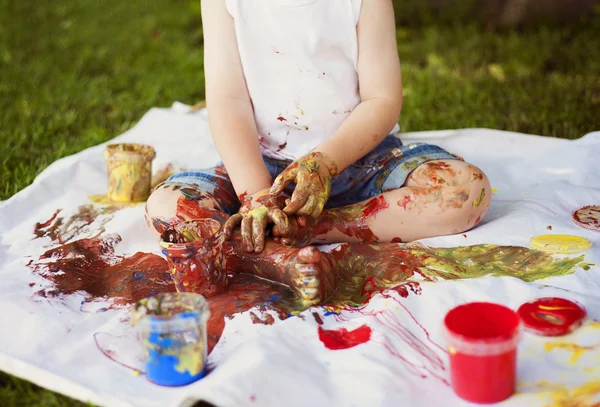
xmin=223 ymin=189 xmax=290 ymax=253
xmin=269 ymin=152 xmax=338 ymax=218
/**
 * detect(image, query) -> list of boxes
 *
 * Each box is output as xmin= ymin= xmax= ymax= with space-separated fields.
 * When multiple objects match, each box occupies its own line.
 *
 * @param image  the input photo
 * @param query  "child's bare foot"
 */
xmin=285 ymin=246 xmax=336 ymax=306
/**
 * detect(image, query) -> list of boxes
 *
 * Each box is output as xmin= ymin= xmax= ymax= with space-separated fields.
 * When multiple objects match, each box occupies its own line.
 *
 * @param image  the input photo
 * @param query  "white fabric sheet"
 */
xmin=1 ymin=103 xmax=599 ymax=407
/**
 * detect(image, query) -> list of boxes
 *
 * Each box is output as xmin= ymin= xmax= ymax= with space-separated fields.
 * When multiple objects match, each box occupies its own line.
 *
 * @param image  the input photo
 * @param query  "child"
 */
xmin=146 ymin=0 xmax=491 ymax=305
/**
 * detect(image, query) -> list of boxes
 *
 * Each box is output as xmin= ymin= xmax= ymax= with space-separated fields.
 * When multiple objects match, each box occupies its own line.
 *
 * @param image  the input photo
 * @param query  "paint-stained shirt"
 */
xmin=226 ymin=0 xmax=364 ymax=159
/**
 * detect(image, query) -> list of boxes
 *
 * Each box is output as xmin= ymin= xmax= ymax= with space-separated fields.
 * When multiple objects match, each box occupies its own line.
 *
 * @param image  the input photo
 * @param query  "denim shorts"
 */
xmin=164 ymin=135 xmax=459 ymax=214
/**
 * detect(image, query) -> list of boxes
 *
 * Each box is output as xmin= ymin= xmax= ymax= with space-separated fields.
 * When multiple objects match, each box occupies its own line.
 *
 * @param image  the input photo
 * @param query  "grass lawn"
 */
xmin=1 ymin=0 xmax=599 ymax=405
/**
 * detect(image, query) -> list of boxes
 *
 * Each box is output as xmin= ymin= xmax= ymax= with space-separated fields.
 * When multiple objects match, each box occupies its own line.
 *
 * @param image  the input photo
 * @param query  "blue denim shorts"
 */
xmin=164 ymin=135 xmax=459 ymax=214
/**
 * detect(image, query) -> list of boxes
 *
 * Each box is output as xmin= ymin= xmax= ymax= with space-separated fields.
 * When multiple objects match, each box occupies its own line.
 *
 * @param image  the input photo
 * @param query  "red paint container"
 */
xmin=444 ymin=302 xmax=521 ymax=404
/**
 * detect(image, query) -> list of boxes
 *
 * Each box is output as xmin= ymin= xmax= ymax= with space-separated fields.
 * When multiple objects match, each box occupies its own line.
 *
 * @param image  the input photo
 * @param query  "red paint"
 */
xmin=34 ymin=209 xmax=61 ymax=234
xmin=362 ymin=196 xmax=389 ymax=218
xmin=277 ymin=116 xmax=287 ymax=122
xmin=397 ymin=195 xmax=414 ymax=210
xmin=444 ymin=302 xmax=520 ymax=403
xmin=318 ymin=324 xmax=372 ymax=350
xmin=374 ymin=305 xmax=448 ymax=386
xmin=518 ymin=297 xmax=586 ymax=336
xmin=250 ymin=311 xmax=276 ymax=325
xmin=391 ymin=237 xmax=403 ymax=243
xmin=238 ymin=192 xmax=248 ymax=202
xmin=313 ymin=312 xmax=324 ymax=325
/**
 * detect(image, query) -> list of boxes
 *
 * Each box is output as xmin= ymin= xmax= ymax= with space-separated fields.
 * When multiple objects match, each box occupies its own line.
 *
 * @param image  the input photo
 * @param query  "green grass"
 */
xmin=1 ymin=0 xmax=599 ymax=405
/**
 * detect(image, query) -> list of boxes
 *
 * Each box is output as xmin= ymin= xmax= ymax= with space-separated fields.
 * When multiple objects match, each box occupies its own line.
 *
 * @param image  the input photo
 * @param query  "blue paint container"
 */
xmin=133 ymin=293 xmax=210 ymax=386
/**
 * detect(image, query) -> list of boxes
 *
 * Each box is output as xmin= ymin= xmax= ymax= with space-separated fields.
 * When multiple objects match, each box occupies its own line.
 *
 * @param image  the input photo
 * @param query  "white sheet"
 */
xmin=1 ymin=103 xmax=599 ymax=407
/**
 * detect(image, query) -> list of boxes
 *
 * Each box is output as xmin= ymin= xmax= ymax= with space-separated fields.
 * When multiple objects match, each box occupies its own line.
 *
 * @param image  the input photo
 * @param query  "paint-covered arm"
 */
xmin=313 ymin=0 xmax=403 ymax=172
xmin=201 ymin=0 xmax=272 ymax=197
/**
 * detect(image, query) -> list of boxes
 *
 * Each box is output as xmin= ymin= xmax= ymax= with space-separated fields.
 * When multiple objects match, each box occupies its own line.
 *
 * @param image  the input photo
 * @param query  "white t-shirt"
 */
xmin=226 ymin=0 xmax=363 ymax=160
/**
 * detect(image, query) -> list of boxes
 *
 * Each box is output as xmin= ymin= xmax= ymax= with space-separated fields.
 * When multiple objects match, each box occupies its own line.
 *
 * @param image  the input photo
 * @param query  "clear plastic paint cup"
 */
xmin=132 ymin=293 xmax=210 ymax=386
xmin=104 ymin=143 xmax=155 ymax=202
xmin=160 ymin=219 xmax=229 ymax=296
xmin=444 ymin=302 xmax=521 ymax=404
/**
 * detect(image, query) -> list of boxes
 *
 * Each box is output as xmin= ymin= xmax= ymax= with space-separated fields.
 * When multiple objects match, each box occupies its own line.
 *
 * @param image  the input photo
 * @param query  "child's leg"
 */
xmin=145 ymin=166 xmax=338 ymax=305
xmin=277 ymin=159 xmax=491 ymax=244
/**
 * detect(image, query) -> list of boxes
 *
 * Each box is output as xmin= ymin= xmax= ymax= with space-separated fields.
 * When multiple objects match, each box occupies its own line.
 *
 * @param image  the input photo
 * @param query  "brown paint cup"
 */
xmin=104 ymin=143 xmax=155 ymax=202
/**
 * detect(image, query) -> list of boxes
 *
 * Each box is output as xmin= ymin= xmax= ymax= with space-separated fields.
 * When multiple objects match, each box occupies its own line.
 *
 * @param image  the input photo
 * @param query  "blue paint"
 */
xmin=143 ymin=312 xmax=206 ymax=386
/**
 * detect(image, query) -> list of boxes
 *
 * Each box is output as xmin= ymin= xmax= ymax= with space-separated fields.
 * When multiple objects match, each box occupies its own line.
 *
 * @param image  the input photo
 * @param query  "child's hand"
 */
xmin=269 ymin=152 xmax=338 ymax=218
xmin=223 ymin=189 xmax=290 ymax=253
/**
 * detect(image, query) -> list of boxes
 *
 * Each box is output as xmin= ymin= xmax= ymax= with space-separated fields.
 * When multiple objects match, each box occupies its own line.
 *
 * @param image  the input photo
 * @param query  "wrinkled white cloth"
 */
xmin=0 ymin=103 xmax=599 ymax=407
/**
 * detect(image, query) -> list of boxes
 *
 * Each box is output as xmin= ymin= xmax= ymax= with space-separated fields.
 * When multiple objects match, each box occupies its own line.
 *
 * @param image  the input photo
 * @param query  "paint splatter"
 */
xmin=544 ymin=341 xmax=599 ymax=364
xmin=318 ymin=324 xmax=372 ymax=350
xmin=540 ymin=380 xmax=600 ymax=407
xmin=472 ymin=188 xmax=486 ymax=208
xmin=277 ymin=116 xmax=287 ymax=122
xmin=372 ymin=304 xmax=449 ymax=385
xmin=397 ymin=195 xmax=414 ymax=210
xmin=32 ymin=236 xmax=589 ymax=355
xmin=312 ymin=312 xmax=324 ymax=325
xmin=250 ymin=312 xmax=276 ymax=325
xmin=28 ymin=235 xmax=175 ymax=307
xmin=33 ymin=205 xmax=120 ymax=245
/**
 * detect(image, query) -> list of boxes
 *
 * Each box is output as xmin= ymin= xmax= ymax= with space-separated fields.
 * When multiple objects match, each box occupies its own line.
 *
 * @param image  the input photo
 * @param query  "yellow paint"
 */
xmin=544 ymin=380 xmax=600 ymax=407
xmin=492 ymin=187 xmax=498 ymax=193
xmin=472 ymin=188 xmax=486 ymax=208
xmin=132 ymin=370 xmax=141 ymax=376
xmin=544 ymin=342 xmax=588 ymax=364
xmin=174 ymin=341 xmax=206 ymax=376
xmin=531 ymin=234 xmax=592 ymax=254
xmin=448 ymin=346 xmax=456 ymax=355
xmin=104 ymin=143 xmax=155 ymax=202
xmin=88 ymin=194 xmax=141 ymax=207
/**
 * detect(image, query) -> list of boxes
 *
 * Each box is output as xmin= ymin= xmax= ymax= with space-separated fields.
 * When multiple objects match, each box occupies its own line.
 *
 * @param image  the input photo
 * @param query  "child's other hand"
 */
xmin=223 ymin=189 xmax=290 ymax=253
xmin=269 ymin=152 xmax=338 ymax=218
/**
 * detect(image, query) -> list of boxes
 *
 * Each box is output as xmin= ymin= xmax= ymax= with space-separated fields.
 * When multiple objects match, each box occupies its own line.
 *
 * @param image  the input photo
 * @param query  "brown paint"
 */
xmin=28 ymin=235 xmax=175 ymax=307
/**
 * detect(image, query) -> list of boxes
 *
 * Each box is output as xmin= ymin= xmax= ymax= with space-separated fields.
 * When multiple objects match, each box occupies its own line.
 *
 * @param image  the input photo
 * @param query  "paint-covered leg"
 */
xmin=219 ymin=236 xmax=340 ymax=306
xmin=273 ymin=159 xmax=491 ymax=244
xmin=145 ymin=184 xmax=234 ymax=241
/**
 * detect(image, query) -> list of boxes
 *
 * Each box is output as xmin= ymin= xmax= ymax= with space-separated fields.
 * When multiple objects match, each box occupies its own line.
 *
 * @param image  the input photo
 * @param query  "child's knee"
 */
xmin=146 ymin=185 xmax=181 ymax=220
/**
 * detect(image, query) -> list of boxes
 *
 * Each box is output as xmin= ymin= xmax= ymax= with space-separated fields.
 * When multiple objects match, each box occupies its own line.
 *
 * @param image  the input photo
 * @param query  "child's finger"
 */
xmin=241 ymin=216 xmax=254 ymax=252
xmin=269 ymin=169 xmax=297 ymax=196
xmin=222 ymin=214 xmax=243 ymax=239
xmin=296 ymin=195 xmax=317 ymax=216
xmin=269 ymin=209 xmax=290 ymax=236
xmin=283 ymin=189 xmax=310 ymax=214
xmin=253 ymin=216 xmax=269 ymax=253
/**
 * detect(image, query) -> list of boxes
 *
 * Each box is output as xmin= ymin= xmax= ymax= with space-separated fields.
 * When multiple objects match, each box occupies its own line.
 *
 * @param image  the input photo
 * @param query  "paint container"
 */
xmin=104 ymin=143 xmax=155 ymax=202
xmin=444 ymin=302 xmax=521 ymax=404
xmin=160 ymin=219 xmax=229 ymax=296
xmin=132 ymin=293 xmax=210 ymax=386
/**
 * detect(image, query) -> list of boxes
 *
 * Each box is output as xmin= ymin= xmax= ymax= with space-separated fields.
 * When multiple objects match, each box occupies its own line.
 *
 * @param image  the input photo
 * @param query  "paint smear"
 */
xmin=540 ymin=380 xmax=600 ymax=407
xmin=33 ymin=204 xmax=120 ymax=245
xmin=28 ymin=234 xmax=176 ymax=307
xmin=318 ymin=324 xmax=372 ymax=350
xmin=543 ymin=342 xmax=598 ymax=364
xmin=30 ymin=238 xmax=588 ymax=353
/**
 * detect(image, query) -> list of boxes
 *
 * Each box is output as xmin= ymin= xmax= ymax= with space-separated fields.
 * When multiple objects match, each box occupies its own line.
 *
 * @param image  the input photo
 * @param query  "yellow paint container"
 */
xmin=104 ymin=143 xmax=155 ymax=202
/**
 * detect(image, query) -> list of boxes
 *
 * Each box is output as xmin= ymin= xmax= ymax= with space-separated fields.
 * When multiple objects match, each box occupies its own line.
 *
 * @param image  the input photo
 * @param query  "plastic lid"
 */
xmin=572 ymin=205 xmax=600 ymax=232
xmin=517 ymin=297 xmax=586 ymax=336
xmin=531 ymin=234 xmax=592 ymax=254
